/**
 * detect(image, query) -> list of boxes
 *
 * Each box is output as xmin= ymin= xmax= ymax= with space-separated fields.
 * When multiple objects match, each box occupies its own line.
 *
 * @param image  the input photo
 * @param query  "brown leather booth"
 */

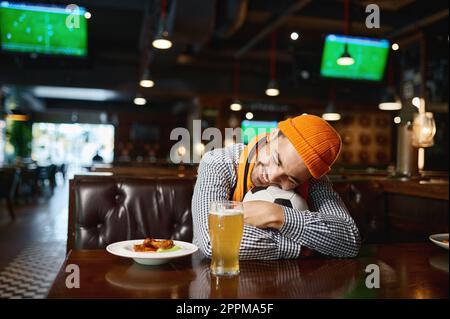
xmin=68 ymin=174 xmax=441 ymax=253
xmin=67 ymin=175 xmax=195 ymax=252
xmin=67 ymin=175 xmax=383 ymax=253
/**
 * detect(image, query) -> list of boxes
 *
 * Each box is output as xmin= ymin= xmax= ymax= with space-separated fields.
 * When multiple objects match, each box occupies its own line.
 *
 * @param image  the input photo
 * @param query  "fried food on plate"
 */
xmin=133 ymin=238 xmax=174 ymax=252
xmin=148 ymin=239 xmax=174 ymax=249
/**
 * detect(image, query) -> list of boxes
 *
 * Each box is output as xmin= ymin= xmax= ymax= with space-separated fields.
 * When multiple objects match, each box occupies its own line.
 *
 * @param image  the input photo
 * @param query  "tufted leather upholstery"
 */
xmin=67 ymin=174 xmax=391 ymax=252
xmin=68 ymin=176 xmax=195 ymax=251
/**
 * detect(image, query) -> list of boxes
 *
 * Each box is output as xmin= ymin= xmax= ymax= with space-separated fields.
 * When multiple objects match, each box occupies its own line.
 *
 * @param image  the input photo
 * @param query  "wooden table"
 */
xmin=48 ymin=243 xmax=448 ymax=299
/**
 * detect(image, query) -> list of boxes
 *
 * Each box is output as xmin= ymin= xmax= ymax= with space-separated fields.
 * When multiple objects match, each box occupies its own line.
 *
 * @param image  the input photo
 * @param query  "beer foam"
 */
xmin=209 ymin=209 xmax=243 ymax=216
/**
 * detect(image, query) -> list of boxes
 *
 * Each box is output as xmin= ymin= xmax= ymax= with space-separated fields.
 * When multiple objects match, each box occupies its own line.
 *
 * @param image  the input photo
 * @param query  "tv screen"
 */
xmin=241 ymin=120 xmax=278 ymax=145
xmin=0 ymin=2 xmax=88 ymax=56
xmin=130 ymin=124 xmax=160 ymax=142
xmin=320 ymin=34 xmax=389 ymax=81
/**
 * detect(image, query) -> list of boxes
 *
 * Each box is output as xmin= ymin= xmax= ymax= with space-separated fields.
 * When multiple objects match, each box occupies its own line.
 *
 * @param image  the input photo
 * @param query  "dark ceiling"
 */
xmin=0 ymin=0 xmax=448 ymax=113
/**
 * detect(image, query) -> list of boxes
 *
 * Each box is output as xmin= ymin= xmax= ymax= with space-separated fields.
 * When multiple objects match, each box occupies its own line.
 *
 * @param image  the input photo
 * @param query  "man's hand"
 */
xmin=242 ymin=200 xmax=285 ymax=230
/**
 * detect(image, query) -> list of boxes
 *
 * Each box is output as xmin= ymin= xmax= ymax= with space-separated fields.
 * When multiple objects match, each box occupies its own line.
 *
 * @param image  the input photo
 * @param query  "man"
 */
xmin=192 ymin=114 xmax=361 ymax=259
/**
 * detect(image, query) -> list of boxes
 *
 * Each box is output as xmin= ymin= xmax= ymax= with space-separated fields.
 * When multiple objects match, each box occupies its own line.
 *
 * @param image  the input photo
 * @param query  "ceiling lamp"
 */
xmin=379 ymin=53 xmax=401 ymax=110
xmin=379 ymin=101 xmax=402 ymax=111
xmin=133 ymin=94 xmax=147 ymax=106
xmin=230 ymin=99 xmax=242 ymax=111
xmin=290 ymin=32 xmax=299 ymax=41
xmin=152 ymin=30 xmax=172 ymax=50
xmin=139 ymin=69 xmax=154 ymax=88
xmin=337 ymin=43 xmax=354 ymax=66
xmin=322 ymin=112 xmax=341 ymax=121
xmin=266 ymin=31 xmax=280 ymax=97
xmin=152 ymin=0 xmax=172 ymax=50
xmin=378 ymin=87 xmax=402 ymax=110
xmin=337 ymin=0 xmax=354 ymax=66
xmin=322 ymin=88 xmax=341 ymax=121
xmin=265 ymin=79 xmax=279 ymax=97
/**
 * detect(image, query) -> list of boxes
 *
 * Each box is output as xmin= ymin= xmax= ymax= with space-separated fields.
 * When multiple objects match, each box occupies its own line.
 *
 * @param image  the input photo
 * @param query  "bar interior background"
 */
xmin=0 ymin=0 xmax=448 ymax=300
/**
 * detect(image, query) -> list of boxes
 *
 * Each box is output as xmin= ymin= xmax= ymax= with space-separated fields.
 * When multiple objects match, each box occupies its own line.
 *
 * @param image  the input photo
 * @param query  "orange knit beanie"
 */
xmin=278 ymin=114 xmax=342 ymax=179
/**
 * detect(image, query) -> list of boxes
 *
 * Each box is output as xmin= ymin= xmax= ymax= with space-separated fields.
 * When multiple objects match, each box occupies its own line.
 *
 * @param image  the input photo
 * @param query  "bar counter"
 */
xmin=329 ymin=171 xmax=449 ymax=201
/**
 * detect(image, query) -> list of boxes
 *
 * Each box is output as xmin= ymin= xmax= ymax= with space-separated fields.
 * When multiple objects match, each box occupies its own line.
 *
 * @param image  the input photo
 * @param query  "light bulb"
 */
xmin=265 ymin=88 xmax=279 ymax=96
xmin=379 ymin=102 xmax=402 ymax=111
xmin=134 ymin=96 xmax=147 ymax=105
xmin=290 ymin=32 xmax=299 ymax=41
xmin=265 ymin=79 xmax=279 ymax=96
xmin=412 ymin=97 xmax=421 ymax=108
xmin=230 ymin=100 xmax=242 ymax=111
xmin=140 ymin=79 xmax=154 ymax=88
xmin=337 ymin=56 xmax=355 ymax=66
xmin=322 ymin=113 xmax=341 ymax=121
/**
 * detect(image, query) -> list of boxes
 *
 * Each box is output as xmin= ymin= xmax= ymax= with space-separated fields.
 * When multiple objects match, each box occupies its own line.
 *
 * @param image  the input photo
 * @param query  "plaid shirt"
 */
xmin=192 ymin=144 xmax=361 ymax=259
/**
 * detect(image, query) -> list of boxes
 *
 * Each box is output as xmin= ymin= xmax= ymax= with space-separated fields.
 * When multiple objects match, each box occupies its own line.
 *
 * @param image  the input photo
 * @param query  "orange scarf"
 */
xmin=231 ymin=134 xmax=309 ymax=202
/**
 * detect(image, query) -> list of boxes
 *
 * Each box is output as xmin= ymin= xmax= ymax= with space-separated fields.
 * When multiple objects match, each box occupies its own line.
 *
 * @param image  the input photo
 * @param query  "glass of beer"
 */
xmin=209 ymin=273 xmax=240 ymax=298
xmin=208 ymin=201 xmax=244 ymax=276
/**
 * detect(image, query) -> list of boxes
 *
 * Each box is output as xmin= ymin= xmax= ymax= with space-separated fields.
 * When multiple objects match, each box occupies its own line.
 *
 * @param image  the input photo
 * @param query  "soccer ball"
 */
xmin=243 ymin=185 xmax=309 ymax=211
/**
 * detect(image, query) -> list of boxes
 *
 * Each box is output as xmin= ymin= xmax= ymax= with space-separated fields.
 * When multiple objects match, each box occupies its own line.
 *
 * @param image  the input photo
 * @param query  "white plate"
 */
xmin=106 ymin=239 xmax=198 ymax=265
xmin=429 ymin=233 xmax=449 ymax=250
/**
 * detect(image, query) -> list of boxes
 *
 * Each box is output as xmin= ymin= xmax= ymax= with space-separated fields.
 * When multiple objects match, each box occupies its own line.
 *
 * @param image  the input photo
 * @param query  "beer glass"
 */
xmin=209 ymin=273 xmax=240 ymax=298
xmin=208 ymin=201 xmax=244 ymax=276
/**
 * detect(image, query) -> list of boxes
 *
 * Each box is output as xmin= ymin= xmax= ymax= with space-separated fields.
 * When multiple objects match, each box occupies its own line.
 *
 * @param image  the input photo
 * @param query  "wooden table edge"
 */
xmin=47 ymin=249 xmax=73 ymax=298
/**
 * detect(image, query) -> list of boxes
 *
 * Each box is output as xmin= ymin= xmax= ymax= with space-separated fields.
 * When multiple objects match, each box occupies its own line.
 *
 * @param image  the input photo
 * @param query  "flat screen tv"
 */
xmin=0 ymin=2 xmax=88 ymax=56
xmin=130 ymin=123 xmax=160 ymax=142
xmin=320 ymin=34 xmax=389 ymax=81
xmin=241 ymin=120 xmax=278 ymax=145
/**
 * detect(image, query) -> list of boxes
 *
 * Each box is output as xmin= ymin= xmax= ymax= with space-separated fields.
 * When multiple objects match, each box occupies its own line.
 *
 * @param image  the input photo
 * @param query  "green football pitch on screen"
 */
xmin=0 ymin=2 xmax=87 ymax=56
xmin=320 ymin=34 xmax=389 ymax=81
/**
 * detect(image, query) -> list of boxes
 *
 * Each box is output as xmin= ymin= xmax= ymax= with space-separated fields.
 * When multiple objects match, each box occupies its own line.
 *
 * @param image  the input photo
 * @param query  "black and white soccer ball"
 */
xmin=243 ymin=185 xmax=309 ymax=211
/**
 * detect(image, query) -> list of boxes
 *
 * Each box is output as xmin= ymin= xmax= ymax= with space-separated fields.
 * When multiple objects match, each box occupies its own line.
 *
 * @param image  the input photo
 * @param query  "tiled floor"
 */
xmin=0 ymin=182 xmax=69 ymax=298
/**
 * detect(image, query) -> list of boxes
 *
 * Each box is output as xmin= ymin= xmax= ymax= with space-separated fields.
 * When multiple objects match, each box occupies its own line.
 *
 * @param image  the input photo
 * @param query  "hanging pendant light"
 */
xmin=266 ymin=31 xmax=279 ymax=97
xmin=152 ymin=0 xmax=172 ymax=50
xmin=139 ymin=69 xmax=155 ymax=88
xmin=230 ymin=99 xmax=242 ymax=111
xmin=133 ymin=93 xmax=147 ymax=106
xmin=265 ymin=79 xmax=279 ymax=97
xmin=322 ymin=103 xmax=341 ymax=121
xmin=337 ymin=43 xmax=354 ymax=66
xmin=322 ymin=87 xmax=341 ymax=121
xmin=337 ymin=0 xmax=354 ymax=66
xmin=378 ymin=87 xmax=402 ymax=110
xmin=152 ymin=28 xmax=172 ymax=50
xmin=378 ymin=57 xmax=402 ymax=110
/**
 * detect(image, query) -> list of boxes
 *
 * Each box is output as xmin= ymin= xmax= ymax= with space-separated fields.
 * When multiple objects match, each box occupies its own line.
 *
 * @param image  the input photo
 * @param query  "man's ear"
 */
xmin=268 ymin=128 xmax=280 ymax=142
